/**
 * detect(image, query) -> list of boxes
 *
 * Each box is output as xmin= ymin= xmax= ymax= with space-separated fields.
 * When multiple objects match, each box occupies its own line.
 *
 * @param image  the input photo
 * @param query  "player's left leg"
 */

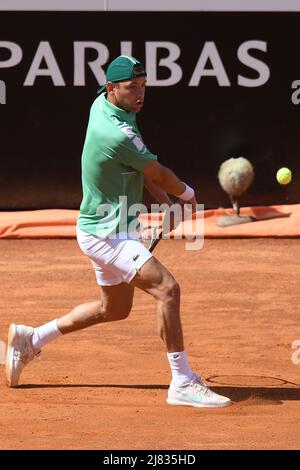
xmin=57 ymin=282 xmax=134 ymax=333
xmin=5 ymin=234 xmax=149 ymax=388
xmin=6 ymin=282 xmax=135 ymax=387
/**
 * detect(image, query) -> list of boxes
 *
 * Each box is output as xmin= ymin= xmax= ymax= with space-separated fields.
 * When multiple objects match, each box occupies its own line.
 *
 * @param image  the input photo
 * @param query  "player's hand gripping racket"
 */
xmin=137 ymin=204 xmax=197 ymax=252
xmin=137 ymin=224 xmax=163 ymax=252
xmin=136 ymin=208 xmax=183 ymax=252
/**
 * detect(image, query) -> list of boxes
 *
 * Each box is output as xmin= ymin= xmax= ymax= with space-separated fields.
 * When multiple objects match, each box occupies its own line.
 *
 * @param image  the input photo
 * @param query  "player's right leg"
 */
xmin=132 ymin=256 xmax=231 ymax=408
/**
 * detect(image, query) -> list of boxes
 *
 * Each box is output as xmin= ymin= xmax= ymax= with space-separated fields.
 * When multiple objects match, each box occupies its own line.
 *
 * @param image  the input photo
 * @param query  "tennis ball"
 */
xmin=276 ymin=167 xmax=292 ymax=185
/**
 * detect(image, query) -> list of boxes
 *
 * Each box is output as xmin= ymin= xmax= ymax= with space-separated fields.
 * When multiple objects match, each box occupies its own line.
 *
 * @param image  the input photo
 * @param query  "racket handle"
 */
xmin=149 ymin=237 xmax=160 ymax=253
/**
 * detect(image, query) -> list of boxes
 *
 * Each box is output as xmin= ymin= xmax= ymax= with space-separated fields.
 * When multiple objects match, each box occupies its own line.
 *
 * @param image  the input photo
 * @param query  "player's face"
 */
xmin=109 ymin=77 xmax=146 ymax=113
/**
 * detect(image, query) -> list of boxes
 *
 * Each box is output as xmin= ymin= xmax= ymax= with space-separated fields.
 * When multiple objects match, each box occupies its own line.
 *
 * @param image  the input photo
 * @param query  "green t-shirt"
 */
xmin=77 ymin=93 xmax=157 ymax=237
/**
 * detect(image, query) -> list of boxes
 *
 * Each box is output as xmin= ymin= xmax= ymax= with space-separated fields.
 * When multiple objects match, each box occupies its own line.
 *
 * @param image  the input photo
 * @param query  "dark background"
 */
xmin=0 ymin=11 xmax=299 ymax=210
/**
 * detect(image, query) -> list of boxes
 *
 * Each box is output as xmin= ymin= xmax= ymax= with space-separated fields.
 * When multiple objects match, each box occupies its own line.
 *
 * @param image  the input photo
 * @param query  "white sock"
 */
xmin=32 ymin=319 xmax=62 ymax=351
xmin=167 ymin=351 xmax=194 ymax=386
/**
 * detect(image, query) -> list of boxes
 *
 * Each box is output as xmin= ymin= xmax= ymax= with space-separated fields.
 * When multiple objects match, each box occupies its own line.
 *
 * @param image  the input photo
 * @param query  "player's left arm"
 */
xmin=144 ymin=175 xmax=173 ymax=206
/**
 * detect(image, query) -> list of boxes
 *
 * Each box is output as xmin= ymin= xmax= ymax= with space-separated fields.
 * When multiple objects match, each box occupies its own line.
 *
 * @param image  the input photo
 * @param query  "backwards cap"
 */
xmin=97 ymin=55 xmax=146 ymax=94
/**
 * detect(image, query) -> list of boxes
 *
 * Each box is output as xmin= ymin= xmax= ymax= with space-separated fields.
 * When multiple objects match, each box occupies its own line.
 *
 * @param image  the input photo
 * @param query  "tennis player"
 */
xmin=6 ymin=56 xmax=231 ymax=408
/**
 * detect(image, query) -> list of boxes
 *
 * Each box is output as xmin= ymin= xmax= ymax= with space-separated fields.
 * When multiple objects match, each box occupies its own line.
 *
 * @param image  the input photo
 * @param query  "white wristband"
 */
xmin=176 ymin=183 xmax=195 ymax=201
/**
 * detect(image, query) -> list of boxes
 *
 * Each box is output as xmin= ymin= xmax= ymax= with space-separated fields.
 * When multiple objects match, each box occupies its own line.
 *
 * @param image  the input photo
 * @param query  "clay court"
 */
xmin=1 ymin=237 xmax=300 ymax=450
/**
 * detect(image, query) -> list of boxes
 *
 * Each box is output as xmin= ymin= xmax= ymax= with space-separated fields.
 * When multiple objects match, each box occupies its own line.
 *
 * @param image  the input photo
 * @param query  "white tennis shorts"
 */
xmin=76 ymin=227 xmax=153 ymax=286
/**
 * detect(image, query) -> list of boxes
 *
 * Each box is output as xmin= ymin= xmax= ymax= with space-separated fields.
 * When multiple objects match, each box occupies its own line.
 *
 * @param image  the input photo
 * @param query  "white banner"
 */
xmin=1 ymin=0 xmax=300 ymax=11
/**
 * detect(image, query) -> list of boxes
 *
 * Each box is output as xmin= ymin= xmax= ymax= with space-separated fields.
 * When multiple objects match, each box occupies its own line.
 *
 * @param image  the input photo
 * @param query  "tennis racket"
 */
xmin=137 ymin=205 xmax=197 ymax=252
xmin=137 ymin=224 xmax=163 ymax=252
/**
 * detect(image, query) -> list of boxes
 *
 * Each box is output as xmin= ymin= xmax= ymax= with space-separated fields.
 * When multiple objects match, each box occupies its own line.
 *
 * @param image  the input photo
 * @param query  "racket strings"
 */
xmin=137 ymin=225 xmax=160 ymax=251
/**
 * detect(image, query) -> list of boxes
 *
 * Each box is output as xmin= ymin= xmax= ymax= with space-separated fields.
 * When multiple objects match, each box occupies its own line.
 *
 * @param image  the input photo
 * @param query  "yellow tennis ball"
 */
xmin=276 ymin=167 xmax=292 ymax=185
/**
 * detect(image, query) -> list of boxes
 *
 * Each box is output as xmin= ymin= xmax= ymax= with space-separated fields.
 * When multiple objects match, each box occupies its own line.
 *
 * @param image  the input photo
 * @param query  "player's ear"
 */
xmin=106 ymin=82 xmax=116 ymax=94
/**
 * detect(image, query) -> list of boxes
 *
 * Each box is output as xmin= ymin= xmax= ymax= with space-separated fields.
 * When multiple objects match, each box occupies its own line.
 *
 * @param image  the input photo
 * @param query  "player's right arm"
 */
xmin=115 ymin=130 xmax=197 ymax=208
xmin=143 ymin=160 xmax=197 ymax=210
xmin=144 ymin=175 xmax=173 ymax=206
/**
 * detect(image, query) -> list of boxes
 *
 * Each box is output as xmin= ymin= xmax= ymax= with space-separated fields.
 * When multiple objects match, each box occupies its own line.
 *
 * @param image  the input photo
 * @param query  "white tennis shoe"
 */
xmin=167 ymin=373 xmax=231 ymax=408
xmin=6 ymin=324 xmax=39 ymax=387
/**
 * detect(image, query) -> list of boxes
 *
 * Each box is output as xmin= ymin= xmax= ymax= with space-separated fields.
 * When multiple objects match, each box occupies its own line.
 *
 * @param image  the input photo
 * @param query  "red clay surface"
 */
xmin=0 ymin=238 xmax=300 ymax=450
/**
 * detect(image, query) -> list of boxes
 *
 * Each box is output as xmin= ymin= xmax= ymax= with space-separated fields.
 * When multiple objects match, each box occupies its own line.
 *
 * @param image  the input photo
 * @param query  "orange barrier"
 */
xmin=202 ymin=204 xmax=300 ymax=238
xmin=0 ymin=209 xmax=78 ymax=238
xmin=0 ymin=205 xmax=300 ymax=239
